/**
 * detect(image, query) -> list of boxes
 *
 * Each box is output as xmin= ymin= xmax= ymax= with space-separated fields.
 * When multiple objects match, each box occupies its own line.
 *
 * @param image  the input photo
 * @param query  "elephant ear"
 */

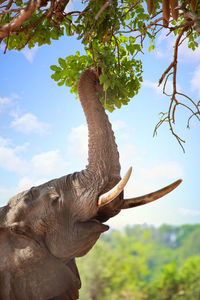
xmin=0 ymin=230 xmax=81 ymax=299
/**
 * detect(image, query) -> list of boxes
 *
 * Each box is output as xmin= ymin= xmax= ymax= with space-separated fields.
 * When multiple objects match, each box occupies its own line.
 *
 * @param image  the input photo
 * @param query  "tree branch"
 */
xmin=156 ymin=24 xmax=200 ymax=151
xmin=53 ymin=0 xmax=70 ymax=22
xmin=0 ymin=0 xmax=40 ymax=39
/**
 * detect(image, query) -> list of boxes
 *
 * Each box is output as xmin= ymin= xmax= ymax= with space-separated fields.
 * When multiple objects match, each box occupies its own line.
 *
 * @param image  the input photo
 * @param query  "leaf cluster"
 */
xmin=50 ymin=0 xmax=148 ymax=111
xmin=51 ymin=51 xmax=93 ymax=95
xmin=5 ymin=16 xmax=71 ymax=50
xmin=50 ymin=33 xmax=143 ymax=111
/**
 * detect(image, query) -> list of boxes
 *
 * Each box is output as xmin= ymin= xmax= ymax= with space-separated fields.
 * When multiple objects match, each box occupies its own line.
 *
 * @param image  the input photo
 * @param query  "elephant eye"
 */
xmin=50 ymin=194 xmax=60 ymax=206
xmin=48 ymin=188 xmax=60 ymax=206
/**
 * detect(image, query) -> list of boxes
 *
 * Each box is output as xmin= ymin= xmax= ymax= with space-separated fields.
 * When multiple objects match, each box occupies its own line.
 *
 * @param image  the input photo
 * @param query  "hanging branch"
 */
xmin=0 ymin=0 xmax=41 ymax=39
xmin=156 ymin=24 xmax=200 ymax=151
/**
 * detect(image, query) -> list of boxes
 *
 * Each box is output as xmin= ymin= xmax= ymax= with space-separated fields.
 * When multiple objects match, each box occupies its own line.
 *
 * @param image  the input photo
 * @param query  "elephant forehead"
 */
xmin=1 ymin=185 xmax=56 ymax=226
xmin=8 ymin=190 xmax=29 ymax=207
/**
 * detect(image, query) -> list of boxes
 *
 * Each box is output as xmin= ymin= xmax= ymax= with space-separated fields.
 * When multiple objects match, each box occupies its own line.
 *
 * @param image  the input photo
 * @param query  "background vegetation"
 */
xmin=77 ymin=223 xmax=200 ymax=300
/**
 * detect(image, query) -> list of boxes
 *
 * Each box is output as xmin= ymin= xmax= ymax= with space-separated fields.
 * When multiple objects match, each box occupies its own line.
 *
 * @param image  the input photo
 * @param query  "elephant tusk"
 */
xmin=98 ymin=167 xmax=132 ymax=207
xmin=121 ymin=179 xmax=182 ymax=209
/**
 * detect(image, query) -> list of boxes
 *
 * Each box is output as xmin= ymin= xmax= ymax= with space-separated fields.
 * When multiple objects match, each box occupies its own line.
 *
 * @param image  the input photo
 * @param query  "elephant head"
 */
xmin=0 ymin=68 xmax=181 ymax=299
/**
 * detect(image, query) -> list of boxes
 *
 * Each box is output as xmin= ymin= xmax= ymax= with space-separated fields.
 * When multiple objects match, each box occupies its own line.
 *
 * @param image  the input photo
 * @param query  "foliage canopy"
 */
xmin=1 ymin=0 xmax=200 ymax=148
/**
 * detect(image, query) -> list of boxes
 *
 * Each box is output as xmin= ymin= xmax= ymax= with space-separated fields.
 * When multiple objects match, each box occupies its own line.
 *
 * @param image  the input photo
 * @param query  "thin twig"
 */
xmin=121 ymin=0 xmax=143 ymax=18
xmin=187 ymin=112 xmax=200 ymax=128
xmin=159 ymin=62 xmax=174 ymax=86
xmin=156 ymin=21 xmax=199 ymax=151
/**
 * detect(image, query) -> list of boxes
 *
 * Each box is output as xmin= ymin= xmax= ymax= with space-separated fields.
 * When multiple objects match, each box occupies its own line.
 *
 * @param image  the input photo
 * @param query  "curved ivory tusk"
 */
xmin=122 ymin=179 xmax=182 ymax=209
xmin=98 ymin=167 xmax=132 ymax=207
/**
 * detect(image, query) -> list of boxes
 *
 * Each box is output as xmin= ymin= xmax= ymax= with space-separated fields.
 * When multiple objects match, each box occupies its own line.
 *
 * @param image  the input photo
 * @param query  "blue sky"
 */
xmin=0 ymin=10 xmax=200 ymax=229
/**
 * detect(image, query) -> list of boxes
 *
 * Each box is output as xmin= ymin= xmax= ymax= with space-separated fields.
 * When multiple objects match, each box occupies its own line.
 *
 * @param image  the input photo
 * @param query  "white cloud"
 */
xmin=154 ymin=30 xmax=200 ymax=64
xmin=0 ymin=177 xmax=49 ymax=206
xmin=0 ymin=143 xmax=28 ymax=175
xmin=21 ymin=46 xmax=38 ymax=63
xmin=0 ymin=138 xmax=71 ymax=205
xmin=0 ymin=96 xmax=12 ymax=112
xmin=14 ymin=142 xmax=30 ymax=153
xmin=0 ymin=94 xmax=21 ymax=119
xmin=153 ymin=29 xmax=173 ymax=59
xmin=0 ymin=137 xmax=11 ymax=147
xmin=179 ymin=208 xmax=200 ymax=217
xmin=143 ymin=162 xmax=183 ymax=180
xmin=191 ymin=64 xmax=200 ymax=96
xmin=0 ymin=186 xmax=17 ymax=206
xmin=17 ymin=176 xmax=49 ymax=191
xmin=179 ymin=42 xmax=200 ymax=64
xmin=142 ymin=80 xmax=161 ymax=94
xmin=0 ymin=137 xmax=68 ymax=205
xmin=0 ymin=136 xmax=67 ymax=179
xmin=119 ymin=142 xmax=141 ymax=172
xmin=0 ymin=95 xmax=50 ymax=137
xmin=67 ymin=124 xmax=88 ymax=165
xmin=31 ymin=150 xmax=67 ymax=177
xmin=11 ymin=113 xmax=51 ymax=136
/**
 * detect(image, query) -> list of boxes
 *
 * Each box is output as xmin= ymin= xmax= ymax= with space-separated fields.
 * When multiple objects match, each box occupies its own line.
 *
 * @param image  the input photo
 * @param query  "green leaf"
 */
xmin=149 ymin=45 xmax=155 ymax=53
xmin=51 ymin=72 xmax=61 ymax=81
xmin=57 ymin=79 xmax=66 ymax=86
xmin=58 ymin=58 xmax=67 ymax=68
xmin=50 ymin=65 xmax=62 ymax=72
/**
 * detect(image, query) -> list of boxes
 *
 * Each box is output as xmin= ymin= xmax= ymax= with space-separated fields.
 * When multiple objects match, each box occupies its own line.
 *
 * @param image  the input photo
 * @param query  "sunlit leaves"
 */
xmin=148 ymin=44 xmax=155 ymax=52
xmin=51 ymin=51 xmax=93 ymax=95
xmin=51 ymin=29 xmax=143 ymax=111
xmin=5 ymin=16 xmax=70 ymax=51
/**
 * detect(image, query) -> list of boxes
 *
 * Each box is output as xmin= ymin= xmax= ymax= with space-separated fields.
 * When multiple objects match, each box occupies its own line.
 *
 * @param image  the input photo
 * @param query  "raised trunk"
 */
xmin=78 ymin=68 xmax=121 ymax=180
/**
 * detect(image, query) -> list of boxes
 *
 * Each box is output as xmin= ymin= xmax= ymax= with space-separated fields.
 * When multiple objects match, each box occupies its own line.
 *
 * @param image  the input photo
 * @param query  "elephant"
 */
xmin=0 ymin=68 xmax=182 ymax=299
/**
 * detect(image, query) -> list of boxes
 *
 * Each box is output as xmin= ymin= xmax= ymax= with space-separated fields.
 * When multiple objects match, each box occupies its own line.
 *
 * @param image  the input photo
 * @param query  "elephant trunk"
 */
xmin=78 ymin=68 xmax=121 ymax=180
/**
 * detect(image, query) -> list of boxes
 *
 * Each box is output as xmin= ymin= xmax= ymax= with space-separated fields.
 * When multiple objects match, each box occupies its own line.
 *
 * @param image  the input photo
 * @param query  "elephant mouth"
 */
xmin=90 ymin=217 xmax=109 ymax=229
xmin=88 ymin=217 xmax=109 ymax=233
xmin=90 ymin=218 xmax=101 ymax=224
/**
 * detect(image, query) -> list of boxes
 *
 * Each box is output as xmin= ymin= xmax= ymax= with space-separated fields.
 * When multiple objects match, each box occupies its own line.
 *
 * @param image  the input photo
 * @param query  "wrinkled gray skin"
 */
xmin=0 ymin=69 xmax=126 ymax=300
xmin=0 ymin=69 xmax=181 ymax=299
